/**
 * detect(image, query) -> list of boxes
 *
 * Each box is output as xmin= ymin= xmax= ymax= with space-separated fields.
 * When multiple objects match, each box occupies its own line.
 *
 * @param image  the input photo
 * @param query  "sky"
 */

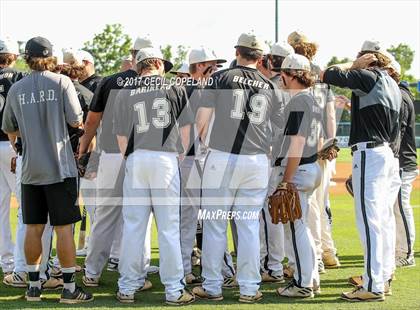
xmin=1 ymin=0 xmax=419 ymax=76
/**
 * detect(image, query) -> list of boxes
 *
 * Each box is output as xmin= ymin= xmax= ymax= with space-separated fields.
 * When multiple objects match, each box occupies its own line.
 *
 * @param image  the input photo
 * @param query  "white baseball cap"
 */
xmin=281 ymin=54 xmax=311 ymax=71
xmin=170 ymin=62 xmax=190 ymax=75
xmin=189 ymin=46 xmax=226 ymax=65
xmin=0 ymin=37 xmax=19 ymax=55
xmin=79 ymin=50 xmax=94 ymax=65
xmin=360 ymin=39 xmax=388 ymax=56
xmin=235 ymin=33 xmax=266 ymax=51
xmin=63 ymin=48 xmax=84 ymax=66
xmin=270 ymin=41 xmax=294 ymax=57
xmin=133 ymin=36 xmax=153 ymax=50
xmin=135 ymin=47 xmax=173 ymax=72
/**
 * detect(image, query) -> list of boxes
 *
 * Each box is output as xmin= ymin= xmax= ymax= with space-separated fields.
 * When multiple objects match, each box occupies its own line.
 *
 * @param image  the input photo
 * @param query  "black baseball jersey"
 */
xmin=90 ymin=69 xmax=137 ymax=153
xmin=398 ymin=83 xmax=417 ymax=171
xmin=0 ymin=67 xmax=26 ymax=140
xmin=113 ymin=75 xmax=194 ymax=156
xmin=185 ymin=83 xmax=202 ymax=156
xmin=81 ymin=74 xmax=102 ymax=93
xmin=275 ymin=90 xmax=323 ymax=166
xmin=200 ymin=66 xmax=283 ymax=155
xmin=324 ymin=68 xmax=401 ymax=146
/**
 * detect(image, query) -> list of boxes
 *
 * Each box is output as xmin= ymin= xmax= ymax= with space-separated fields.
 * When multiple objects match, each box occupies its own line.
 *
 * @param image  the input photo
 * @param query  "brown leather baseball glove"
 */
xmin=268 ymin=182 xmax=302 ymax=224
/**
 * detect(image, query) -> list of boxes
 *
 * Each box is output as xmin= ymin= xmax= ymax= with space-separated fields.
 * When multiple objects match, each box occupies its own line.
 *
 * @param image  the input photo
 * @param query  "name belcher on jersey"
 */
xmin=232 ymin=75 xmax=270 ymax=89
xmin=18 ymin=90 xmax=57 ymax=105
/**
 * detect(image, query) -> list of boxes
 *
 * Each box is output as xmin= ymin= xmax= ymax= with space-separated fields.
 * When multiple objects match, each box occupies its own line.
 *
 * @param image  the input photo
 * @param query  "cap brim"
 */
xmin=216 ymin=59 xmax=227 ymax=64
xmin=234 ymin=44 xmax=263 ymax=51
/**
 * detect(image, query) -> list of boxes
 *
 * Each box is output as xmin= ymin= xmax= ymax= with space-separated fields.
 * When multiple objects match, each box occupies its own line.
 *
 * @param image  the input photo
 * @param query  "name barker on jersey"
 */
xmin=232 ymin=75 xmax=270 ymax=90
xmin=18 ymin=89 xmax=57 ymax=105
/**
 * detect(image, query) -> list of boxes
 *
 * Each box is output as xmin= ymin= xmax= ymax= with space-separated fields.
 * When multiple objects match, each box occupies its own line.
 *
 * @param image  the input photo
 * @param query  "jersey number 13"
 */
xmin=134 ymin=98 xmax=171 ymax=133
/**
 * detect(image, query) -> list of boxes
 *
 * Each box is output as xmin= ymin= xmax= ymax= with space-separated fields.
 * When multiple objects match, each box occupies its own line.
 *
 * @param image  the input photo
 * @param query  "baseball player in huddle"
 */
xmin=0 ymin=37 xmax=23 ymax=279
xmin=194 ymin=33 xmax=283 ymax=303
xmin=257 ymin=41 xmax=294 ymax=283
xmin=2 ymin=36 xmax=92 ymax=303
xmin=179 ymin=46 xmax=229 ymax=285
xmin=113 ymin=47 xmax=195 ymax=305
xmin=288 ymin=31 xmax=340 ymax=272
xmin=78 ymin=36 xmax=155 ymax=286
xmin=274 ymin=54 xmax=323 ymax=298
xmin=322 ymin=40 xmax=401 ymax=302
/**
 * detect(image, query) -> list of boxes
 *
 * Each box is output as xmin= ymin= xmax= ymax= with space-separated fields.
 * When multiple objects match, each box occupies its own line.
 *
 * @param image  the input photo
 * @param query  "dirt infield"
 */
xmin=331 ymin=162 xmax=420 ymax=195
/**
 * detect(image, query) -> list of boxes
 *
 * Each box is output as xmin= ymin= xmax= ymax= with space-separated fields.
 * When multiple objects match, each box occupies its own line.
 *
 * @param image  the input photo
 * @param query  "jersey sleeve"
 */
xmin=283 ymin=95 xmax=311 ymax=138
xmin=176 ymin=87 xmax=195 ymax=127
xmin=89 ymin=77 xmax=108 ymax=112
xmin=323 ymin=67 xmax=377 ymax=95
xmin=1 ymin=90 xmax=19 ymax=133
xmin=62 ymin=78 xmax=83 ymax=126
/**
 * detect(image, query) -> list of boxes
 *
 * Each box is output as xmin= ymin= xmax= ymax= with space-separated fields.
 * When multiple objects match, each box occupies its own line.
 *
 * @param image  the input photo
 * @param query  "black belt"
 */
xmin=351 ymin=142 xmax=384 ymax=153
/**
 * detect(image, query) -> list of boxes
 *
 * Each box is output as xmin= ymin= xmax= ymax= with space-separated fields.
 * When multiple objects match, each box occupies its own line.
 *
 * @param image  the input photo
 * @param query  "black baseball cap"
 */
xmin=25 ymin=36 xmax=53 ymax=58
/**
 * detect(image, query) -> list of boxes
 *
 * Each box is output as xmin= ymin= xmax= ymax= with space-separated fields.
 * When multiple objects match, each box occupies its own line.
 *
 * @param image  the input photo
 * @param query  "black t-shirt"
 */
xmin=0 ymin=68 xmax=26 ymax=140
xmin=81 ymin=74 xmax=102 ymax=93
xmin=113 ymin=75 xmax=194 ymax=156
xmin=275 ymin=91 xmax=323 ymax=166
xmin=200 ymin=66 xmax=283 ymax=155
xmin=398 ymin=84 xmax=417 ymax=171
xmin=90 ymin=69 xmax=137 ymax=153
xmin=324 ymin=68 xmax=401 ymax=146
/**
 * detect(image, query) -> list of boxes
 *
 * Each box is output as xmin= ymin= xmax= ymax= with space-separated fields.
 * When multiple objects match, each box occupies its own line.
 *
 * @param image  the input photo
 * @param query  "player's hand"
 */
xmin=351 ymin=53 xmax=377 ymax=70
xmin=335 ymin=95 xmax=351 ymax=110
xmin=84 ymin=171 xmax=97 ymax=180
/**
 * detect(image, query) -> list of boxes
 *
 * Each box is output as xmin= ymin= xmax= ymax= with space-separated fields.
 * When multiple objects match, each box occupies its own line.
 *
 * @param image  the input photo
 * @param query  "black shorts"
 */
xmin=22 ymin=178 xmax=82 ymax=226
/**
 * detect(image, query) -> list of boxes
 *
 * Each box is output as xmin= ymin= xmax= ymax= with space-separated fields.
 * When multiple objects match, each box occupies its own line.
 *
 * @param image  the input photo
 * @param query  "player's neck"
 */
xmin=140 ymin=69 xmax=161 ymax=77
xmin=236 ymin=59 xmax=257 ymax=69
xmin=288 ymin=84 xmax=307 ymax=96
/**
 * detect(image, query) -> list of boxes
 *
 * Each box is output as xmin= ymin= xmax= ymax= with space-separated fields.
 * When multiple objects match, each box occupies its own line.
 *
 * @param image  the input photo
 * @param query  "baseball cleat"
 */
xmin=322 ymin=254 xmax=341 ymax=269
xmin=185 ymin=273 xmax=203 ymax=285
xmin=261 ymin=271 xmax=285 ymax=283
xmin=136 ymin=279 xmax=153 ymax=292
xmin=165 ymin=289 xmax=195 ymax=306
xmin=146 ymin=265 xmax=160 ymax=274
xmin=107 ymin=258 xmax=119 ymax=272
xmin=76 ymin=247 xmax=87 ymax=257
xmin=41 ymin=277 xmax=63 ymax=290
xmin=50 ymin=266 xmax=62 ymax=278
xmin=340 ymin=287 xmax=384 ymax=302
xmin=238 ymin=290 xmax=263 ymax=303
xmin=82 ymin=275 xmax=99 ymax=287
xmin=191 ymin=286 xmax=223 ymax=301
xmin=116 ymin=291 xmax=135 ymax=303
xmin=277 ymin=280 xmax=314 ymax=298
xmin=384 ymin=279 xmax=392 ymax=296
xmin=348 ymin=275 xmax=363 ymax=287
xmin=3 ymin=271 xmax=27 ymax=288
xmin=59 ymin=286 xmax=94 ymax=304
xmin=283 ymin=265 xmax=294 ymax=279
xmin=222 ymin=276 xmax=238 ymax=289
xmin=396 ymin=256 xmax=416 ymax=268
xmin=25 ymin=286 xmax=42 ymax=302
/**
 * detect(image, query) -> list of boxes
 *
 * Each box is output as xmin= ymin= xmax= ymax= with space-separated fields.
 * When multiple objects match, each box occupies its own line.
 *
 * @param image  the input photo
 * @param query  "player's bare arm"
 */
xmin=79 ymin=111 xmax=103 ymax=156
xmin=282 ymin=135 xmax=305 ymax=183
xmin=196 ymin=107 xmax=213 ymax=143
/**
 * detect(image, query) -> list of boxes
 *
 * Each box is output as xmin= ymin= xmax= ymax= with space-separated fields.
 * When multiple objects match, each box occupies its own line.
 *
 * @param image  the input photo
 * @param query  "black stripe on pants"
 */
xmin=398 ymin=169 xmax=412 ymax=258
xmin=359 ymin=151 xmax=373 ymax=291
xmin=290 ymin=222 xmax=302 ymax=287
xmin=261 ymin=209 xmax=270 ymax=272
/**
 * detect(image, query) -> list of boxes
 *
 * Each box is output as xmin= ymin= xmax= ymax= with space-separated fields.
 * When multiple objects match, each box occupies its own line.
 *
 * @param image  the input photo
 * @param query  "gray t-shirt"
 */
xmin=1 ymin=71 xmax=82 ymax=185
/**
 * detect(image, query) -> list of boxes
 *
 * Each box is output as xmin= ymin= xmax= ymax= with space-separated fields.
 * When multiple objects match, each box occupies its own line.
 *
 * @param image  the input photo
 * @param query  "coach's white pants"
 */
xmin=394 ymin=168 xmax=418 ymax=259
xmin=118 ymin=150 xmax=184 ymax=301
xmin=352 ymin=143 xmax=395 ymax=293
xmin=278 ymin=163 xmax=321 ymax=288
xmin=13 ymin=156 xmax=54 ymax=279
xmin=201 ymin=151 xmax=268 ymax=296
xmin=84 ymin=152 xmax=124 ymax=279
xmin=259 ymin=166 xmax=284 ymax=276
xmin=308 ymin=159 xmax=337 ymax=260
xmin=0 ymin=141 xmax=15 ymax=273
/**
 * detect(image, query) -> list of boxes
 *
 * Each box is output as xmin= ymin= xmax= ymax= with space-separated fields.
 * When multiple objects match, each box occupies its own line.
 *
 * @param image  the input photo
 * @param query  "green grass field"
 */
xmin=0 ymin=150 xmax=419 ymax=309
